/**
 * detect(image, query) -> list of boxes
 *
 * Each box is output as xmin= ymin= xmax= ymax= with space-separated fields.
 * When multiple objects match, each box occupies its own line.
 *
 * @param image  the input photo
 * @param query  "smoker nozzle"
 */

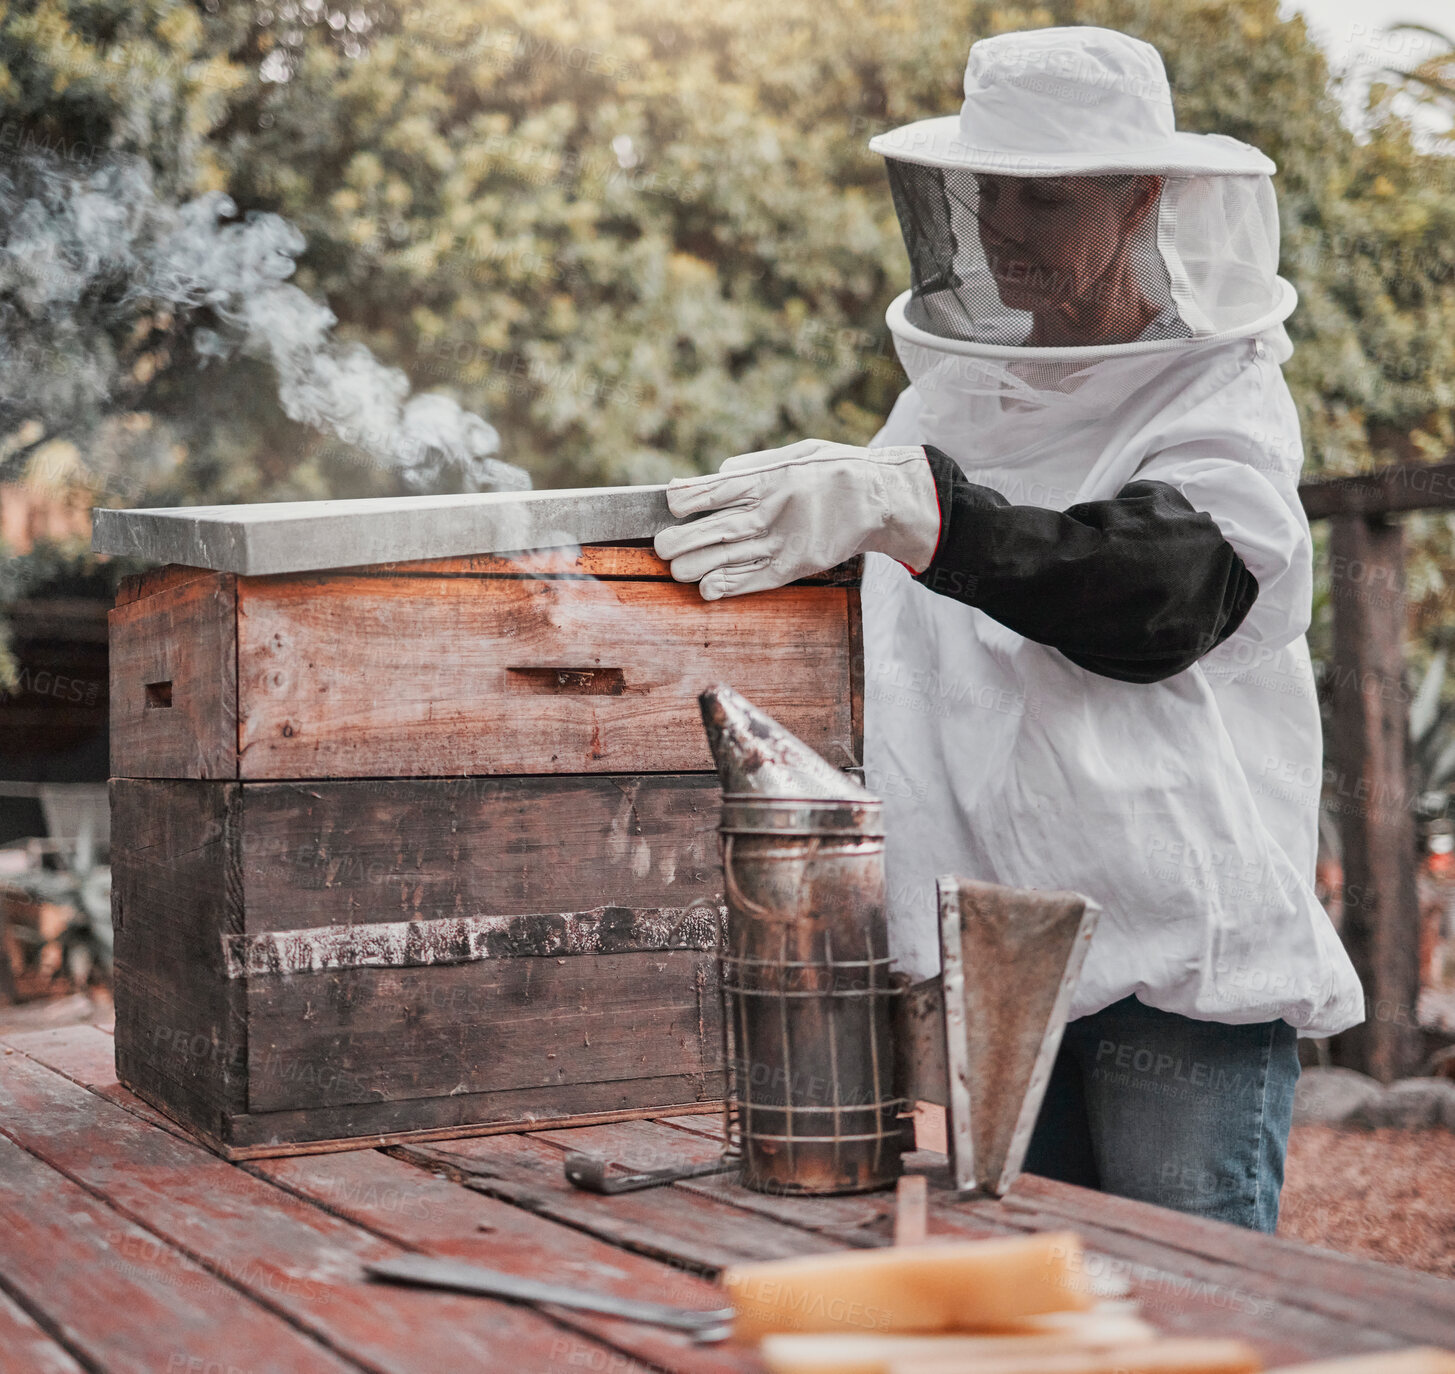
xmin=698 ymin=684 xmax=873 ymax=802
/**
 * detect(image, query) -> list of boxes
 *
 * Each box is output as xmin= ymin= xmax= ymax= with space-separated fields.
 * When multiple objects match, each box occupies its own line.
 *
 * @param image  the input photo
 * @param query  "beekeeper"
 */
xmin=654 ymin=25 xmax=1365 ymax=1231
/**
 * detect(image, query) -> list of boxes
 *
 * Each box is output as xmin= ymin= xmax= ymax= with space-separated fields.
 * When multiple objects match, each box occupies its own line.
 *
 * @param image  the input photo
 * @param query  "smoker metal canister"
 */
xmin=701 ymin=686 xmax=905 ymax=1196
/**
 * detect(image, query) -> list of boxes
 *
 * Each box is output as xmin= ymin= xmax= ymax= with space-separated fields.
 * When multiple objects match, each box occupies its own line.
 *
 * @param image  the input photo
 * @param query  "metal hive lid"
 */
xmin=90 ymin=485 xmax=676 ymax=575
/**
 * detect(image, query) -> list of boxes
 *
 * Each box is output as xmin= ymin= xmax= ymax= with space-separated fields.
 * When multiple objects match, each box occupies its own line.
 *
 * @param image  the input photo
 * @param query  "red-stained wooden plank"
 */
xmin=559 ymin=1124 xmax=1403 ymax=1362
xmin=1 ymin=1025 xmax=194 ymax=1142
xmin=962 ymin=1185 xmax=1416 ymax=1365
xmin=516 ymin=1120 xmax=1420 ymax=1365
xmin=655 ymin=1108 xmax=1450 ymax=1354
xmin=0 ymin=1134 xmax=357 ymax=1374
xmin=534 ymin=1118 xmax=901 ymax=1246
xmin=654 ymin=1113 xmax=727 ymax=1137
xmin=0 ymin=1285 xmax=88 ymax=1374
xmin=251 ymin=1147 xmax=760 ymax=1374
xmin=0 ymin=1051 xmax=636 ymax=1373
xmin=1006 ymin=1173 xmax=1455 ymax=1348
xmin=393 ymin=1131 xmax=830 ymax=1273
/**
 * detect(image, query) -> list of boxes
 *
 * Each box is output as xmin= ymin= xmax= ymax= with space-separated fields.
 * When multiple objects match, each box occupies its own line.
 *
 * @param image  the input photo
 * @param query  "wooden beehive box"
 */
xmin=106 ymin=541 xmax=862 ymax=1157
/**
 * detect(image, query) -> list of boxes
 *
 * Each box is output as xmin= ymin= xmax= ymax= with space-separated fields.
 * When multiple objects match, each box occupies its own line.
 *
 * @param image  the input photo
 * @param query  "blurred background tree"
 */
xmin=1 ymin=0 xmax=1454 ymax=672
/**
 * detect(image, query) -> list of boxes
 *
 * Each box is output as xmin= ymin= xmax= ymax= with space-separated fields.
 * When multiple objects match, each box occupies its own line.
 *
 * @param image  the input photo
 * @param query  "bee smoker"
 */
xmin=699 ymin=685 xmax=906 ymax=1195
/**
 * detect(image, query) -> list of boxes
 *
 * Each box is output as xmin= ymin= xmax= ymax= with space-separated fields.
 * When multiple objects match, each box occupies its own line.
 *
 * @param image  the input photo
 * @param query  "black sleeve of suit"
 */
xmin=911 ymin=445 xmax=1259 ymax=684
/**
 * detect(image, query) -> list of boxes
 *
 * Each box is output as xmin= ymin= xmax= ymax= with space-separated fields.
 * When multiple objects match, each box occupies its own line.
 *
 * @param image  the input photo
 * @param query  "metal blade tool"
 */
xmin=365 ymin=1255 xmax=735 ymax=1342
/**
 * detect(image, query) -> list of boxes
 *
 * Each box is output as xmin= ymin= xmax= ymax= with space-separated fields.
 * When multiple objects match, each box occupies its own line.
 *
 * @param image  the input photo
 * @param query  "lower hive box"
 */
xmin=106 ymin=539 xmax=862 ymax=1157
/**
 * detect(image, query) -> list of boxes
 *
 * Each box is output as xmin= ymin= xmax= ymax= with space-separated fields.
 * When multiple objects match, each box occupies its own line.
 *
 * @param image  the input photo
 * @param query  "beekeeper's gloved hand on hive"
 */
xmin=652 ymin=439 xmax=943 ymax=600
xmin=651 ymin=66 xmax=1272 ymax=683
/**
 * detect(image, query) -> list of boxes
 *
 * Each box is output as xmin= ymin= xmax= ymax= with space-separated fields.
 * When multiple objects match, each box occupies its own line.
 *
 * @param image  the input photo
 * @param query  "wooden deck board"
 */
xmin=1 ymin=1025 xmax=191 ymax=1142
xmin=967 ymin=1186 xmax=1406 ymax=1364
xmin=1007 ymin=1172 xmax=1455 ymax=1347
xmin=0 ymin=1133 xmax=359 ymax=1374
xmin=251 ymin=1147 xmax=759 ymax=1374
xmin=393 ymin=1131 xmax=832 ymax=1271
xmin=529 ymin=1117 xmax=905 ymax=1245
xmin=539 ymin=1121 xmax=1418 ymax=1364
xmin=0 ymin=1025 xmax=1451 ymax=1372
xmin=0 ymin=1048 xmax=637 ymax=1373
xmin=0 ymin=1282 xmax=90 ymax=1374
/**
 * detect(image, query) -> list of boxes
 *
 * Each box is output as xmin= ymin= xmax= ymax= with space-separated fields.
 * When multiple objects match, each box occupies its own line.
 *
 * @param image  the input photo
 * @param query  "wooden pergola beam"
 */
xmin=1297 ymin=461 xmax=1439 ymax=1077
xmin=1299 ymin=458 xmax=1455 ymax=520
xmin=1323 ymin=514 xmax=1424 ymax=1080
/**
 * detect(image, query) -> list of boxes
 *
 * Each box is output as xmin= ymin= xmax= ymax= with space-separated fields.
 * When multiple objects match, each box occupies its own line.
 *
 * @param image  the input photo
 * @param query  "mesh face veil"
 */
xmin=868 ymin=25 xmax=1295 ymax=363
xmin=881 ymin=162 xmax=1290 ymax=356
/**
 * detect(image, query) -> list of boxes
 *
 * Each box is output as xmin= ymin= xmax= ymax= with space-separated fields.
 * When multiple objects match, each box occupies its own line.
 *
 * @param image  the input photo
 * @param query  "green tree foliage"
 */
xmin=199 ymin=0 xmax=1455 ymax=490
xmin=2 ymin=0 xmax=1454 ymax=676
xmin=6 ymin=0 xmax=1454 ymax=489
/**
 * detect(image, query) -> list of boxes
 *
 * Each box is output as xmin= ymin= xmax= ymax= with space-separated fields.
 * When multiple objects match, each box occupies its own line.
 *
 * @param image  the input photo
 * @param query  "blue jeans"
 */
xmin=1022 ymin=995 xmax=1301 ymax=1232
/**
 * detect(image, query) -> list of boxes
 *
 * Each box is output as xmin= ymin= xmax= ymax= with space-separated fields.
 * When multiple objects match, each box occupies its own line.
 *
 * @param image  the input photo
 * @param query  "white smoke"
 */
xmin=0 ymin=154 xmax=529 ymax=495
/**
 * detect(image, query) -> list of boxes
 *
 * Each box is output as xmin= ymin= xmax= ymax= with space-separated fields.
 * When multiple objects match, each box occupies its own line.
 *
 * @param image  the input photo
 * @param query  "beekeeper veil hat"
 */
xmin=869 ymin=26 xmax=1295 ymax=363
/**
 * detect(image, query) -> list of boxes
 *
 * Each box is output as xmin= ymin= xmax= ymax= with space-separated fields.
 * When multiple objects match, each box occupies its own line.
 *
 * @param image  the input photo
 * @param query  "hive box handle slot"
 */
xmin=506 ymin=667 xmax=627 ymax=695
xmin=144 ymin=680 xmax=173 ymax=709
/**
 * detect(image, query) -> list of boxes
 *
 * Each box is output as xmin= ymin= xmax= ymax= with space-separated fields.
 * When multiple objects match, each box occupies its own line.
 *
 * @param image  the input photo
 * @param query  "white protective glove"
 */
xmin=653 ymin=439 xmax=942 ymax=600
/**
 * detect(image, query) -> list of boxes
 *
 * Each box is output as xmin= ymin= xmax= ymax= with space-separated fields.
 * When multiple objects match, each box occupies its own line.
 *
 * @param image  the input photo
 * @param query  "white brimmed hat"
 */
xmin=868 ymin=26 xmax=1274 ymax=177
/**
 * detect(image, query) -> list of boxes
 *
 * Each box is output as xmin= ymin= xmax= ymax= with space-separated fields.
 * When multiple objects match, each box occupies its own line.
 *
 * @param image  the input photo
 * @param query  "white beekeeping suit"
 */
xmin=656 ymin=25 xmax=1365 ymax=1038
xmin=860 ymin=27 xmax=1362 ymax=1034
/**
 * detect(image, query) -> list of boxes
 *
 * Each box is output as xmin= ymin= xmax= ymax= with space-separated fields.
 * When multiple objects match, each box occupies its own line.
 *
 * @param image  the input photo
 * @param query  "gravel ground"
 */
xmin=1279 ymin=1123 xmax=1455 ymax=1278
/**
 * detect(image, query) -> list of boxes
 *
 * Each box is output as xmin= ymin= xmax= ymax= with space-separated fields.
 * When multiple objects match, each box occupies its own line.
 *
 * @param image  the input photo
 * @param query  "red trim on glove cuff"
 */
xmin=896 ymin=449 xmax=942 ymax=576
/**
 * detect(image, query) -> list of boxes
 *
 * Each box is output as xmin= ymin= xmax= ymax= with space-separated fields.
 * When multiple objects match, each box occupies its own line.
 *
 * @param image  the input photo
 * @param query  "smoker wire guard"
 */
xmin=711 ymin=793 xmax=911 ymax=1196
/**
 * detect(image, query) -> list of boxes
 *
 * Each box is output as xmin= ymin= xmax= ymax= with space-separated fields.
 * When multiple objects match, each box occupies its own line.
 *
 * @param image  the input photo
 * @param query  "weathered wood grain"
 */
xmin=980 ymin=1188 xmax=1408 ymax=1364
xmin=224 ymin=905 xmax=720 ymax=977
xmin=145 ymin=1078 xmax=722 ymax=1159
xmin=369 ymin=544 xmax=860 ymax=584
xmin=251 ymin=1147 xmax=759 ymax=1374
xmin=537 ymin=1117 xmax=900 ymax=1247
xmin=113 ymin=563 xmax=219 ymax=608
xmin=13 ymin=1023 xmax=717 ymax=1163
xmin=0 ymin=1024 xmax=193 ymax=1142
xmin=1300 ymin=458 xmax=1455 ymax=520
xmin=237 ymin=773 xmax=724 ymax=932
xmin=112 ymin=774 xmax=730 ymax=1151
xmin=1 ymin=1030 xmax=1446 ymax=1370
xmin=1328 ymin=514 xmax=1423 ymax=1080
xmin=0 ymin=1283 xmax=88 ymax=1374
xmin=110 ymin=779 xmax=247 ymax=1134
xmin=0 ymin=1050 xmax=633 ymax=1372
xmin=395 ymin=1132 xmax=831 ymax=1273
xmin=0 ymin=1132 xmax=358 ymax=1374
xmin=109 ymin=571 xmax=237 ymax=779
xmin=247 ymin=949 xmax=721 ymax=1112
xmin=1008 ymin=1172 xmax=1455 ymax=1350
xmin=235 ymin=573 xmax=853 ymax=777
xmin=528 ymin=1120 xmax=1440 ymax=1363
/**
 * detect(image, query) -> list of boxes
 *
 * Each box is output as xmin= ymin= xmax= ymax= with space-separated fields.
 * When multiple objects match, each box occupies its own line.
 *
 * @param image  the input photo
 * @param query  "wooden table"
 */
xmin=1 ymin=1022 xmax=1451 ymax=1373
